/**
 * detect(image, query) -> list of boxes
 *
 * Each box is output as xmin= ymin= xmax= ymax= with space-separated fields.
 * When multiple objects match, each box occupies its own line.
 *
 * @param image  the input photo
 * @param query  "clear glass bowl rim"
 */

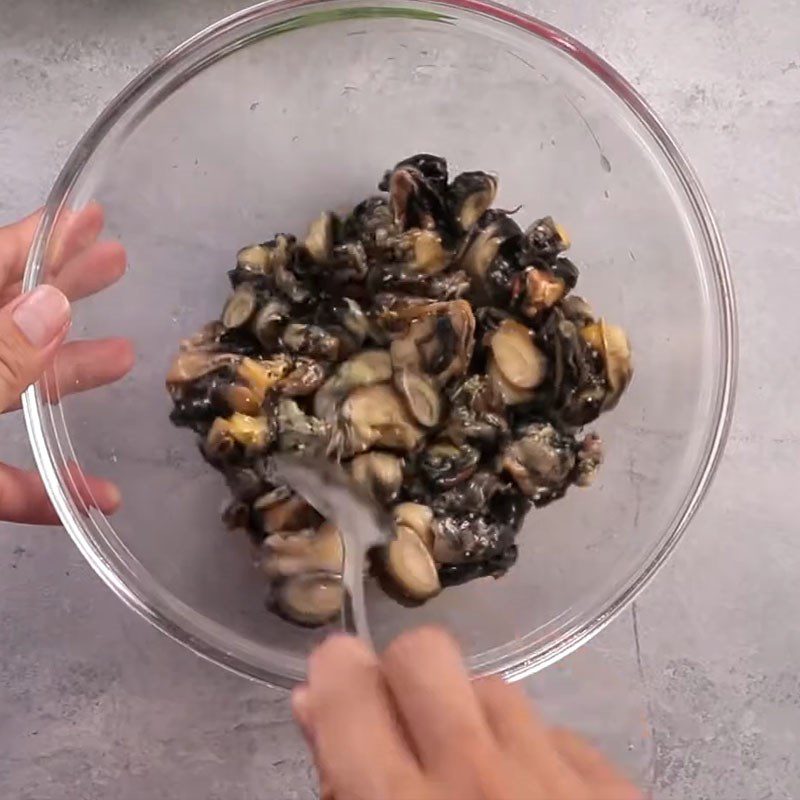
xmin=22 ymin=0 xmax=737 ymax=688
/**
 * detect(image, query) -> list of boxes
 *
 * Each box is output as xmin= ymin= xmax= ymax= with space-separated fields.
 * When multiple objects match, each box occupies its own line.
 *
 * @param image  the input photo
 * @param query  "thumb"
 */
xmin=0 ymin=285 xmax=71 ymax=412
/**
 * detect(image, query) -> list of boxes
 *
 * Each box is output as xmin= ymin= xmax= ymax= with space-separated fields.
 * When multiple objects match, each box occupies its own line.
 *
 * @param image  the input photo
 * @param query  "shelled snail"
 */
xmin=167 ymin=153 xmax=632 ymax=626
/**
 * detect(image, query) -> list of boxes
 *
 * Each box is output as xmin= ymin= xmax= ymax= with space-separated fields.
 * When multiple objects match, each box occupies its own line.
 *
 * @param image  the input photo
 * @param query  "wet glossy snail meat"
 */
xmin=166 ymin=153 xmax=633 ymax=625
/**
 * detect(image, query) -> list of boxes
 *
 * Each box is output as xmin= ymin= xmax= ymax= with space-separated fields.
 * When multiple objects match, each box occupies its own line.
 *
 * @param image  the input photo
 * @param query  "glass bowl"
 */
xmin=23 ymin=0 xmax=736 ymax=688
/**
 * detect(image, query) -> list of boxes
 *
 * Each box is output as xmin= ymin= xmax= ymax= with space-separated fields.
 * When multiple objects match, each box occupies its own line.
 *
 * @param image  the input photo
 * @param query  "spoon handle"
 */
xmin=340 ymin=544 xmax=374 ymax=646
xmin=269 ymin=455 xmax=390 ymax=647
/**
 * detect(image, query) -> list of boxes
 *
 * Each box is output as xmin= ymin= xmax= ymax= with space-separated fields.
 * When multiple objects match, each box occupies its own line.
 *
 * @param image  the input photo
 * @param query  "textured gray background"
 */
xmin=1 ymin=1 xmax=798 ymax=798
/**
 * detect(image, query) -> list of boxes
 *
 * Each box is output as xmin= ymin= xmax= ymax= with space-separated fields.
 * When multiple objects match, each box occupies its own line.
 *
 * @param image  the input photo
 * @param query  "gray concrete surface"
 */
xmin=1 ymin=1 xmax=798 ymax=798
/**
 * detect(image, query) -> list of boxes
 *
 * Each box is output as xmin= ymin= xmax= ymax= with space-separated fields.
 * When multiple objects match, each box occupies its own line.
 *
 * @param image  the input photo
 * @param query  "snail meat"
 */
xmin=167 ymin=153 xmax=632 ymax=626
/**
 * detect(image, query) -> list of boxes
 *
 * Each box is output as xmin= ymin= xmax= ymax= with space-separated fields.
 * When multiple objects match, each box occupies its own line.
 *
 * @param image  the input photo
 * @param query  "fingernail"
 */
xmin=102 ymin=481 xmax=122 ymax=512
xmin=13 ymin=285 xmax=71 ymax=347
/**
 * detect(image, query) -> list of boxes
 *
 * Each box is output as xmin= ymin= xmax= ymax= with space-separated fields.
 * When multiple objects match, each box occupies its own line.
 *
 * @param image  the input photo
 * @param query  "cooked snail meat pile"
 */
xmin=167 ymin=153 xmax=633 ymax=626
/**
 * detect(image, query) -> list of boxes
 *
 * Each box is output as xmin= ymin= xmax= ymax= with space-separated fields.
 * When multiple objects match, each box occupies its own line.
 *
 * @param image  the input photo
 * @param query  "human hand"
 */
xmin=0 ymin=204 xmax=133 ymax=523
xmin=292 ymin=628 xmax=642 ymax=800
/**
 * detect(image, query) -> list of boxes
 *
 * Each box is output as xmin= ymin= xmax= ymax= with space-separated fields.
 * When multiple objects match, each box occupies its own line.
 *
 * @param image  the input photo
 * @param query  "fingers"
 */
xmin=300 ymin=630 xmax=644 ymax=800
xmin=0 ymin=203 xmax=106 ymax=287
xmin=50 ymin=239 xmax=127 ymax=301
xmin=0 ymin=206 xmax=127 ymax=529
xmin=550 ymin=729 xmax=643 ymax=800
xmin=0 ymin=462 xmax=120 ymax=525
xmin=302 ymin=635 xmax=424 ymax=800
xmin=4 ymin=338 xmax=135 ymax=412
xmin=292 ymin=686 xmax=314 ymax=746
xmin=0 ymin=240 xmax=128 ymax=307
xmin=474 ymin=676 xmax=544 ymax=754
xmin=550 ymin=728 xmax=626 ymax=783
xmin=0 ymin=204 xmax=123 ymax=412
xmin=381 ymin=628 xmax=496 ymax=775
xmin=0 ymin=286 xmax=71 ymax=412
xmin=292 ymin=689 xmax=335 ymax=800
xmin=474 ymin=678 xmax=598 ymax=800
xmin=45 ymin=337 xmax=135 ymax=402
xmin=48 ymin=202 xmax=106 ymax=272
xmin=0 ymin=209 xmax=42 ymax=287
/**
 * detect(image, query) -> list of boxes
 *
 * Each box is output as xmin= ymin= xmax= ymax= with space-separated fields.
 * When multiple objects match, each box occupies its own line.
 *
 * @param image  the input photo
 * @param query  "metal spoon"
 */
xmin=271 ymin=453 xmax=394 ymax=647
